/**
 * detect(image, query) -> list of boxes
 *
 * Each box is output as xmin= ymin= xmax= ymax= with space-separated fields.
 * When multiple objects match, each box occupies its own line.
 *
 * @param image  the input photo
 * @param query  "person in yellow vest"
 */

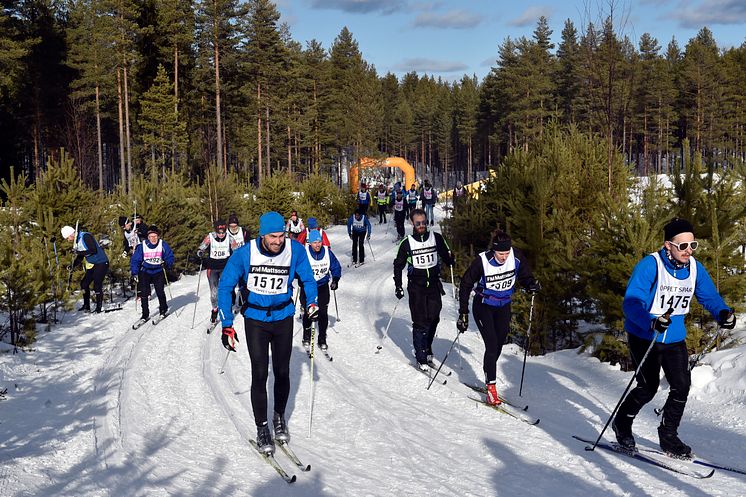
xmin=376 ymin=184 xmax=389 ymax=224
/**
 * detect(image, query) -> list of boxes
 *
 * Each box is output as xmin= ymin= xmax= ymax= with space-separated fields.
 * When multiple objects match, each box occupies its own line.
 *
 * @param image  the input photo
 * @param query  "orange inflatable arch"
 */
xmin=350 ymin=157 xmax=416 ymax=194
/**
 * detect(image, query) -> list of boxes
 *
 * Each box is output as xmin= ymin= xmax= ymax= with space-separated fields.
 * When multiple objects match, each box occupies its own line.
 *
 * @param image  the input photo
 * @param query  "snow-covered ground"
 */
xmin=2 ymin=206 xmax=746 ymax=496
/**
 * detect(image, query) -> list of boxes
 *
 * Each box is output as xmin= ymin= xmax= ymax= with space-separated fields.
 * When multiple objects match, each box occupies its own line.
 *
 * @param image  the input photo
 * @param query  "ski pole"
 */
xmin=333 ymin=289 xmax=340 ymax=322
xmin=376 ymin=300 xmax=400 ymax=352
xmin=308 ymin=322 xmax=316 ymax=438
xmin=190 ymin=259 xmax=204 ymax=329
xmin=427 ymin=331 xmax=460 ymax=390
xmin=218 ymin=349 xmax=231 ymax=374
xmin=66 ymin=220 xmax=79 ymax=291
xmin=450 ymin=265 xmax=456 ymax=300
xmin=367 ymin=237 xmax=375 ymax=261
xmin=162 ymin=266 xmax=173 ymax=301
xmin=585 ymin=308 xmax=674 ymax=452
xmin=654 ymin=325 xmax=724 ymax=416
xmin=518 ymin=292 xmax=536 ymax=397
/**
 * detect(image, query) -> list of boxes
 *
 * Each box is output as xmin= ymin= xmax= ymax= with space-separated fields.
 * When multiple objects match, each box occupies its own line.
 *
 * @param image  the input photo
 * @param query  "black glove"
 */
xmin=348 ymin=233 xmax=353 ymax=240
xmin=196 ymin=249 xmax=205 ymax=258
xmin=367 ymin=234 xmax=371 ymax=241
xmin=222 ymin=326 xmax=238 ymax=352
xmin=307 ymin=304 xmax=319 ymax=321
xmin=719 ymin=309 xmax=736 ymax=329
xmin=528 ymin=280 xmax=541 ymax=293
xmin=653 ymin=314 xmax=672 ymax=333
xmin=395 ymin=287 xmax=404 ymax=300
xmin=457 ymin=313 xmax=469 ymax=333
xmin=330 ymin=279 xmax=339 ymax=291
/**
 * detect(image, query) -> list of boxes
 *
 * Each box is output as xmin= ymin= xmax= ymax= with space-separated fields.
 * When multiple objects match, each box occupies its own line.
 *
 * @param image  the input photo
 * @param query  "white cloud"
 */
xmin=392 ymin=58 xmax=469 ymax=72
xmin=412 ymin=9 xmax=482 ymax=29
xmin=671 ymin=0 xmax=746 ymax=27
xmin=509 ymin=6 xmax=553 ymax=27
xmin=310 ymin=0 xmax=406 ymax=15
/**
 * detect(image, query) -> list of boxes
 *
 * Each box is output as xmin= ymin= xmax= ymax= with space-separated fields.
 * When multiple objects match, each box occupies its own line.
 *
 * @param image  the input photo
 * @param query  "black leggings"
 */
xmin=378 ymin=204 xmax=387 ymax=223
xmin=351 ymin=231 xmax=366 ymax=263
xmin=81 ymin=262 xmax=108 ymax=306
xmin=300 ymin=283 xmax=330 ymax=344
xmin=617 ymin=333 xmax=690 ymax=430
xmin=473 ymin=300 xmax=512 ymax=383
xmin=138 ymin=270 xmax=168 ymax=316
xmin=245 ymin=316 xmax=294 ymax=425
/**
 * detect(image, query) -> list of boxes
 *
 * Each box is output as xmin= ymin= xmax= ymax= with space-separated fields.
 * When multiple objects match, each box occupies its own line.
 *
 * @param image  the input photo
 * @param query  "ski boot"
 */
xmin=256 ymin=423 xmax=275 ymax=455
xmin=485 ymin=382 xmax=502 ymax=406
xmin=612 ymin=414 xmax=636 ymax=451
xmin=658 ymin=425 xmax=691 ymax=458
xmin=273 ymin=412 xmax=290 ymax=443
xmin=210 ymin=308 xmax=219 ymax=323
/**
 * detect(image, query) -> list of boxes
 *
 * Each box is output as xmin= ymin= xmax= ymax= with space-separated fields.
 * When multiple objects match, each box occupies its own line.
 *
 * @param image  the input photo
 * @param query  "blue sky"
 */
xmin=275 ymin=0 xmax=746 ymax=80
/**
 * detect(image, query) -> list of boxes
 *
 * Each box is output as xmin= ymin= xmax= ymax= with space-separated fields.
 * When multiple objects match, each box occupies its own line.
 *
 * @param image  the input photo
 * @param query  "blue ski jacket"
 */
xmin=217 ymin=237 xmax=317 ymax=326
xmin=130 ymin=239 xmax=175 ymax=275
xmin=623 ymin=248 xmax=729 ymax=343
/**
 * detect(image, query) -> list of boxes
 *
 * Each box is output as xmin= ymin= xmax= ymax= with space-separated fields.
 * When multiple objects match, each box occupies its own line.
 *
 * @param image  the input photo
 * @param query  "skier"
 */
xmin=197 ymin=219 xmax=232 ymax=323
xmin=456 ymin=230 xmax=539 ymax=405
xmin=347 ymin=208 xmax=372 ymax=265
xmin=420 ymin=180 xmax=438 ymax=226
xmin=296 ymin=217 xmax=330 ymax=247
xmin=118 ymin=216 xmax=140 ymax=256
xmin=405 ymin=183 xmax=418 ymax=217
xmin=612 ymin=218 xmax=735 ymax=457
xmin=392 ymin=208 xmax=455 ymax=371
xmin=130 ymin=225 xmax=174 ymax=321
xmin=286 ymin=210 xmax=304 ymax=240
xmin=392 ymin=190 xmax=406 ymax=240
xmin=61 ymin=224 xmax=110 ymax=313
xmin=217 ymin=211 xmax=318 ymax=455
xmin=300 ymin=230 xmax=342 ymax=352
xmin=227 ymin=213 xmax=250 ymax=250
xmin=133 ymin=214 xmax=148 ymax=241
xmin=376 ymin=184 xmax=389 ymax=224
xmin=356 ymin=182 xmax=371 ymax=216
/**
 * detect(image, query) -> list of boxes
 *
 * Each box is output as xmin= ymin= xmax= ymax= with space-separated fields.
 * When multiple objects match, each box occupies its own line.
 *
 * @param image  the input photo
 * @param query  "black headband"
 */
xmin=492 ymin=240 xmax=511 ymax=251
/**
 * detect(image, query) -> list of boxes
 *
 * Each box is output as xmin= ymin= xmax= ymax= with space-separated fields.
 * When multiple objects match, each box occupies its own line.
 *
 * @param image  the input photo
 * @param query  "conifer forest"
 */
xmin=1 ymin=1 xmax=746 ymax=363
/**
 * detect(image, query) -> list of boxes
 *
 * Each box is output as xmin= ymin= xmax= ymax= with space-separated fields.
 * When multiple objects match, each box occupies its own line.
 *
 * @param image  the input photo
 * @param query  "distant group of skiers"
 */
xmin=59 ymin=179 xmax=736 ymax=462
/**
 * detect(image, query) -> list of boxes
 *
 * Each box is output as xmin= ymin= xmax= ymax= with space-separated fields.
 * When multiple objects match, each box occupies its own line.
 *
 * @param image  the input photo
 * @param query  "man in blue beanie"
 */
xmin=217 ymin=211 xmax=318 ymax=456
xmin=299 ymin=229 xmax=341 ymax=354
xmin=613 ymin=217 xmax=735 ymax=457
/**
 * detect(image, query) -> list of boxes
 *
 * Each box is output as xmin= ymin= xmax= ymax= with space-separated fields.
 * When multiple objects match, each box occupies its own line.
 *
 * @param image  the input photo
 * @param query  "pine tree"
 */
xmin=0 ymin=11 xmax=30 ymax=98
xmin=138 ymin=65 xmax=187 ymax=178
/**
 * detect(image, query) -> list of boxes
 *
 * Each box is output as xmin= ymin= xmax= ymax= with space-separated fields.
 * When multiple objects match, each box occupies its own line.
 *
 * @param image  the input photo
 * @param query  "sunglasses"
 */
xmin=669 ymin=240 xmax=698 ymax=251
xmin=413 ymin=221 xmax=428 ymax=227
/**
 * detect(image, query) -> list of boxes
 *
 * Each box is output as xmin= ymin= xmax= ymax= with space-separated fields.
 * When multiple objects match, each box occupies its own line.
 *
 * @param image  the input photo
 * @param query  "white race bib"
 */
xmin=481 ymin=249 xmax=516 ymax=292
xmin=306 ymin=245 xmax=330 ymax=281
xmin=142 ymin=240 xmax=163 ymax=265
xmin=408 ymin=234 xmax=438 ymax=269
xmin=649 ymin=252 xmax=696 ymax=316
xmin=246 ymin=240 xmax=292 ymax=295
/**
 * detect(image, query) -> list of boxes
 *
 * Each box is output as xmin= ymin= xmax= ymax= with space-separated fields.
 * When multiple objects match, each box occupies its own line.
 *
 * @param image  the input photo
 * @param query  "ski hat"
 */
xmin=134 ymin=214 xmax=143 ymax=220
xmin=228 ymin=214 xmax=239 ymax=225
xmin=214 ymin=219 xmax=227 ymax=232
xmin=259 ymin=211 xmax=285 ymax=236
xmin=664 ymin=218 xmax=694 ymax=241
xmin=307 ymin=217 xmax=318 ymax=229
xmin=308 ymin=230 xmax=322 ymax=243
xmin=61 ymin=225 xmax=75 ymax=239
xmin=118 ymin=216 xmax=130 ymax=227
xmin=147 ymin=225 xmax=160 ymax=235
xmin=491 ymin=231 xmax=512 ymax=252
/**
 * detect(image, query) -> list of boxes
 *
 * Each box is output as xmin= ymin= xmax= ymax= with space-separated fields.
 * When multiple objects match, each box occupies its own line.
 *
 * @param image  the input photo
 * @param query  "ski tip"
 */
xmin=287 ymin=475 xmax=297 ymax=484
xmin=302 ymin=464 xmax=311 ymax=471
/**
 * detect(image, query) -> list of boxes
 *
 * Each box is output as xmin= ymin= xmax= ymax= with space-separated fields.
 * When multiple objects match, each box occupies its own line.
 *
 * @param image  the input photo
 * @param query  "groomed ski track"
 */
xmin=2 ymin=206 xmax=746 ymax=496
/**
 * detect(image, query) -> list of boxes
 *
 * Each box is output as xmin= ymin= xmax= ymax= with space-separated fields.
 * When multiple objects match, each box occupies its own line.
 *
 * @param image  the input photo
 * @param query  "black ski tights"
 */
xmin=245 ymin=316 xmax=294 ymax=425
xmin=473 ymin=300 xmax=512 ymax=383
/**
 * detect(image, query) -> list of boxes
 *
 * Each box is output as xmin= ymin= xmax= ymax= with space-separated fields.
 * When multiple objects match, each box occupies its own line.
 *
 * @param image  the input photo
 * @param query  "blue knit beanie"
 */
xmin=308 ymin=230 xmax=322 ymax=243
xmin=259 ymin=211 xmax=286 ymax=236
xmin=307 ymin=217 xmax=318 ymax=229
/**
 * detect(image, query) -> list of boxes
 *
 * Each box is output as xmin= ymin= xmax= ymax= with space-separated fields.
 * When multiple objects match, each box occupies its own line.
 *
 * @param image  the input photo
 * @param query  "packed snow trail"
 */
xmin=2 ymin=205 xmax=746 ymax=496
